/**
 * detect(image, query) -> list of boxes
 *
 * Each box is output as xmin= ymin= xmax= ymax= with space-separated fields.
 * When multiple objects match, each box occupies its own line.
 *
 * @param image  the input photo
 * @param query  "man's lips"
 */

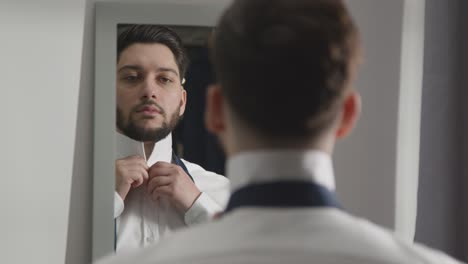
xmin=136 ymin=105 xmax=162 ymax=115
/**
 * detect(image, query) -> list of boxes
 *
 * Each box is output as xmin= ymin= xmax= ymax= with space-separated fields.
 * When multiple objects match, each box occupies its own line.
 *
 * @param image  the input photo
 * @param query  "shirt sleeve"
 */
xmin=181 ymin=158 xmax=231 ymax=225
xmin=184 ymin=192 xmax=223 ymax=225
xmin=114 ymin=191 xmax=124 ymax=218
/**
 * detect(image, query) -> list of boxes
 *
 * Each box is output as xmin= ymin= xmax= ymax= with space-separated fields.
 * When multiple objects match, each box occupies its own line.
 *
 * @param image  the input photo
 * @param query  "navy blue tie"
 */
xmin=225 ymin=180 xmax=341 ymax=213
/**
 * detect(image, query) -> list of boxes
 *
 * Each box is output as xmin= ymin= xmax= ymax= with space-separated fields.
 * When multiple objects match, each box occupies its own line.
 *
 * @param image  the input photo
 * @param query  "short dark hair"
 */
xmin=212 ymin=0 xmax=360 ymax=139
xmin=117 ymin=24 xmax=189 ymax=80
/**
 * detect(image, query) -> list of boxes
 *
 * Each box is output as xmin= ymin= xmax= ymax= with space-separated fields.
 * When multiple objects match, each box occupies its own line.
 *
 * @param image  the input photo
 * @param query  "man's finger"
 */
xmin=129 ymin=168 xmax=148 ymax=187
xmin=123 ymin=155 xmax=145 ymax=161
xmin=139 ymin=159 xmax=149 ymax=170
xmin=148 ymin=166 xmax=178 ymax=179
xmin=147 ymin=176 xmax=172 ymax=193
xmin=131 ymin=157 xmax=148 ymax=170
xmin=131 ymin=175 xmax=144 ymax=188
xmin=121 ymin=155 xmax=148 ymax=170
xmin=150 ymin=185 xmax=173 ymax=201
xmin=150 ymin=161 xmax=173 ymax=169
xmin=140 ymin=167 xmax=149 ymax=181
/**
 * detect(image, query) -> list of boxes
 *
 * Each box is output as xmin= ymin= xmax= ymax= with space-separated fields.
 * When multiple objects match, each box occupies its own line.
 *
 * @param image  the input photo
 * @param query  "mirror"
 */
xmin=93 ymin=2 xmax=230 ymax=261
xmin=94 ymin=0 xmax=424 ymax=262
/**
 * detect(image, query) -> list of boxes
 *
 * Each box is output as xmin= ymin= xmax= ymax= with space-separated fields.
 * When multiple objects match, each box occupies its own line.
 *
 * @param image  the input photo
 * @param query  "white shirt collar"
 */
xmin=115 ymin=131 xmax=173 ymax=166
xmin=226 ymin=150 xmax=335 ymax=192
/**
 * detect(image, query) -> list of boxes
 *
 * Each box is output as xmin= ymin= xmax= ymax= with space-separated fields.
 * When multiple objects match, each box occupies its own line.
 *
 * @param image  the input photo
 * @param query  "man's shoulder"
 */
xmin=99 ymin=209 xmax=465 ymax=264
xmin=141 ymin=209 xmax=466 ymax=264
xmin=100 ymin=215 xmax=228 ymax=264
xmin=406 ymin=242 xmax=465 ymax=264
xmin=344 ymin=213 xmax=464 ymax=264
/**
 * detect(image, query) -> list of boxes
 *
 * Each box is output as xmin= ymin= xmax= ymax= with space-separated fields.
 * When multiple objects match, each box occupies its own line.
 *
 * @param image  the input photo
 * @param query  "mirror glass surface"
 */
xmin=114 ymin=22 xmax=226 ymax=252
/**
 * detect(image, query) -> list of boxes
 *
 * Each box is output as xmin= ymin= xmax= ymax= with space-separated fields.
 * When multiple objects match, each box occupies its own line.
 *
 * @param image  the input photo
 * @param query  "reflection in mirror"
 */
xmin=113 ymin=24 xmax=230 ymax=253
xmin=93 ymin=3 xmax=231 ymax=261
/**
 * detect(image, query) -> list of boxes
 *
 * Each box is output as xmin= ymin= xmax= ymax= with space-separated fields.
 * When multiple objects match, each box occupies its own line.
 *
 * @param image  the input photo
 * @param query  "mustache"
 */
xmin=132 ymin=100 xmax=165 ymax=115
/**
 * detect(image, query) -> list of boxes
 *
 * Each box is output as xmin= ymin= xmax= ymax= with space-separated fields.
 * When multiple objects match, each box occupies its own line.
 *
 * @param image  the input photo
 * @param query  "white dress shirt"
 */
xmin=100 ymin=150 xmax=464 ymax=264
xmin=114 ymin=132 xmax=230 ymax=252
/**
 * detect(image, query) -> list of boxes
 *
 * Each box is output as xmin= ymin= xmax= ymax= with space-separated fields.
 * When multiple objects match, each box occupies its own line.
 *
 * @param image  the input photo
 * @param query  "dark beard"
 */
xmin=117 ymin=104 xmax=181 ymax=142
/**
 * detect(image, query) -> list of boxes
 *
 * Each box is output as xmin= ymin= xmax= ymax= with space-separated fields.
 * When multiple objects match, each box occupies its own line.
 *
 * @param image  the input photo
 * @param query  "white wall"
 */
xmin=0 ymin=1 xmax=86 ymax=264
xmin=336 ymin=0 xmax=404 ymax=230
xmin=336 ymin=0 xmax=425 ymax=241
xmin=66 ymin=0 xmax=95 ymax=263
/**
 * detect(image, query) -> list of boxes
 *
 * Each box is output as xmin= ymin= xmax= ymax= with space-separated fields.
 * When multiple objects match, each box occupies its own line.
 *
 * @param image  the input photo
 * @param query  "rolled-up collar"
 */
xmin=115 ymin=132 xmax=172 ymax=166
xmin=227 ymin=150 xmax=335 ymax=193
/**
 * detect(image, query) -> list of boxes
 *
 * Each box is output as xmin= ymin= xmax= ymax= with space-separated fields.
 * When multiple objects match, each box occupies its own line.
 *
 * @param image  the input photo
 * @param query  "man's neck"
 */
xmin=144 ymin=142 xmax=156 ymax=160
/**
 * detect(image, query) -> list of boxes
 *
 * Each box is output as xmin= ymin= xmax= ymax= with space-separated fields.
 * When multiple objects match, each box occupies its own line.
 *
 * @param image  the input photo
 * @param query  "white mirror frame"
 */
xmin=93 ymin=1 xmax=229 ymax=261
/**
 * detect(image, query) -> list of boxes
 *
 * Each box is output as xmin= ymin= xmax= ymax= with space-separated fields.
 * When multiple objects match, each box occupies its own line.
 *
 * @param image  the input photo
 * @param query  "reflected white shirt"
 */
xmin=100 ymin=150 xmax=464 ymax=264
xmin=114 ymin=132 xmax=230 ymax=253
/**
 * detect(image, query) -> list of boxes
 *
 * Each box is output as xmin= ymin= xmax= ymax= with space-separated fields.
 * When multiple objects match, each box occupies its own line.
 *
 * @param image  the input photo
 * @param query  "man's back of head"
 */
xmin=209 ymin=0 xmax=361 ymax=149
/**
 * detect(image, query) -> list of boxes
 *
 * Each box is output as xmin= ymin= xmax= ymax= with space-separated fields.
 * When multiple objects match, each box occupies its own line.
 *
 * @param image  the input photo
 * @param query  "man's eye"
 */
xmin=158 ymin=77 xmax=173 ymax=84
xmin=124 ymin=76 xmax=138 ymax=81
xmin=120 ymin=75 xmax=140 ymax=82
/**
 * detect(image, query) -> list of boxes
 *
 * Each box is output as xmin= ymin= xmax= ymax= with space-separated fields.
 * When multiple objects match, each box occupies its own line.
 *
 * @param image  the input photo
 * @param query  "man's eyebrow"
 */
xmin=118 ymin=65 xmax=179 ymax=76
xmin=118 ymin=65 xmax=143 ymax=73
xmin=158 ymin=67 xmax=179 ymax=77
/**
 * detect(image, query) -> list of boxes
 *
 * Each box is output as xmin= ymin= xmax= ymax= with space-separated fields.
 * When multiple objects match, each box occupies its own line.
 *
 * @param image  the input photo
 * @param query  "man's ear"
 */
xmin=336 ymin=90 xmax=361 ymax=139
xmin=205 ymin=84 xmax=226 ymax=135
xmin=179 ymin=87 xmax=187 ymax=116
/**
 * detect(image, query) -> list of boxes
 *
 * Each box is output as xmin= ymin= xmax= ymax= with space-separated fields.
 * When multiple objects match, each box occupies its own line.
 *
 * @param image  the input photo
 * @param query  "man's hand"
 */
xmin=115 ymin=155 xmax=149 ymax=200
xmin=147 ymin=161 xmax=201 ymax=212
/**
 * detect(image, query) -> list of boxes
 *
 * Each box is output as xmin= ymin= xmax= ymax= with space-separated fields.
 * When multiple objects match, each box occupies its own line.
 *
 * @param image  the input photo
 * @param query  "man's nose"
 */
xmin=140 ymin=77 xmax=159 ymax=99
